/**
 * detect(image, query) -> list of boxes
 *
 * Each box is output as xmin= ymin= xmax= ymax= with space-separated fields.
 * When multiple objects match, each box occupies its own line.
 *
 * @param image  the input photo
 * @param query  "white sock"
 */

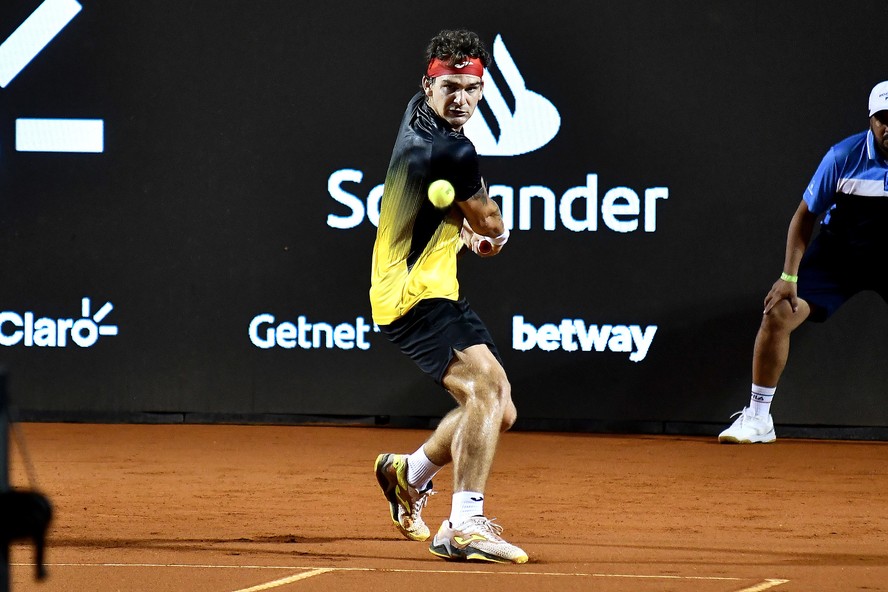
xmin=406 ymin=446 xmax=441 ymax=491
xmin=750 ymin=384 xmax=776 ymax=417
xmin=449 ymin=491 xmax=484 ymax=526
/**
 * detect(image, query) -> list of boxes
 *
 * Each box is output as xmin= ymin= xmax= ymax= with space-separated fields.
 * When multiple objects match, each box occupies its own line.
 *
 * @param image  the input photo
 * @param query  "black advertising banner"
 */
xmin=1 ymin=1 xmax=886 ymax=428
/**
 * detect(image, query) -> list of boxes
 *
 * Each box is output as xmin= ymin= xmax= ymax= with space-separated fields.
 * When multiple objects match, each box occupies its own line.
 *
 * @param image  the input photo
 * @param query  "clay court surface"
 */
xmin=6 ymin=423 xmax=888 ymax=591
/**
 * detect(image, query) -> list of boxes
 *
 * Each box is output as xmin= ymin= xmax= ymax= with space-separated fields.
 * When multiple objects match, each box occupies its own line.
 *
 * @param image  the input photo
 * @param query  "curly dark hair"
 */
xmin=424 ymin=29 xmax=490 ymax=69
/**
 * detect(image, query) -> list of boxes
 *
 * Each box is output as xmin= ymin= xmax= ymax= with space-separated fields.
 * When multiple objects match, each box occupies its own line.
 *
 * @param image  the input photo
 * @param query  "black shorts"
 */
xmin=378 ymin=298 xmax=503 ymax=385
xmin=798 ymin=232 xmax=888 ymax=322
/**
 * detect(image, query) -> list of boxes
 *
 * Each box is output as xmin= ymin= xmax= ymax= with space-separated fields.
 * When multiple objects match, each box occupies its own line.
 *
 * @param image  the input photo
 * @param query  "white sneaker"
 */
xmin=718 ymin=407 xmax=776 ymax=444
xmin=429 ymin=516 xmax=528 ymax=564
xmin=374 ymin=453 xmax=434 ymax=541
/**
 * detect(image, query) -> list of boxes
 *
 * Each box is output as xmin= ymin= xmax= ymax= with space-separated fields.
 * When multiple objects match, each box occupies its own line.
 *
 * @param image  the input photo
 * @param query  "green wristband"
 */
xmin=780 ymin=272 xmax=798 ymax=283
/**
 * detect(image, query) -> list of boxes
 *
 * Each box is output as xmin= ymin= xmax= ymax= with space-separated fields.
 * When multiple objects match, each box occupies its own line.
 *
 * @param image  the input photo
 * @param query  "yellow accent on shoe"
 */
xmin=374 ymin=453 xmax=432 ymax=542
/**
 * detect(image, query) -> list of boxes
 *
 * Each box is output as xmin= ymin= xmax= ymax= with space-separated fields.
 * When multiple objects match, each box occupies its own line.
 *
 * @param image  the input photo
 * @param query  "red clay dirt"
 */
xmin=7 ymin=423 xmax=888 ymax=591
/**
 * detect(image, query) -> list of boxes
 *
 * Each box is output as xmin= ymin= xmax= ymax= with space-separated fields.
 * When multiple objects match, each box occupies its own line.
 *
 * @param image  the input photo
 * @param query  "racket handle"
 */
xmin=477 ymin=239 xmax=492 ymax=254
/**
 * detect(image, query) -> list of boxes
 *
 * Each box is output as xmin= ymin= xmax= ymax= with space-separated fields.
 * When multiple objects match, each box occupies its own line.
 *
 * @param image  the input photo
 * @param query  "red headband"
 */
xmin=426 ymin=57 xmax=484 ymax=79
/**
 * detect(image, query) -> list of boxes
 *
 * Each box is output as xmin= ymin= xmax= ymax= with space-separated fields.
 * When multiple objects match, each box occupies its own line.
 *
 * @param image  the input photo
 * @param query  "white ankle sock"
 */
xmin=750 ymin=384 xmax=776 ymax=417
xmin=406 ymin=446 xmax=441 ymax=491
xmin=450 ymin=491 xmax=484 ymax=526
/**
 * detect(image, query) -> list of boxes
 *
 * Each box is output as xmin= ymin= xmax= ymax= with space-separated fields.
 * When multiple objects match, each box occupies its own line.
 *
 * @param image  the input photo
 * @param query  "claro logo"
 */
xmin=0 ymin=298 xmax=118 ymax=348
xmin=326 ymin=34 xmax=668 ymax=233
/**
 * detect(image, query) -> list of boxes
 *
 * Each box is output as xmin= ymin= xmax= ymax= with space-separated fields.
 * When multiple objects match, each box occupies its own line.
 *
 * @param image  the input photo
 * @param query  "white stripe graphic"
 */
xmin=0 ymin=0 xmax=82 ymax=88
xmin=93 ymin=302 xmax=114 ymax=323
xmin=837 ymin=178 xmax=888 ymax=197
xmin=16 ymin=118 xmax=104 ymax=153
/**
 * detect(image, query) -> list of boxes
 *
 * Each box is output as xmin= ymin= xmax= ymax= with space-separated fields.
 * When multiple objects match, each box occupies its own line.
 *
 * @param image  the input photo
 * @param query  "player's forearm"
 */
xmin=459 ymin=189 xmax=505 ymax=237
xmin=473 ymin=211 xmax=505 ymax=238
xmin=782 ymin=201 xmax=817 ymax=275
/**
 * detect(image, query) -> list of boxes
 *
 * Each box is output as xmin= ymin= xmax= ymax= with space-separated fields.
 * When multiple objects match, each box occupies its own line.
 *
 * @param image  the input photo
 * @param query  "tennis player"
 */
xmin=719 ymin=81 xmax=888 ymax=443
xmin=370 ymin=29 xmax=527 ymax=564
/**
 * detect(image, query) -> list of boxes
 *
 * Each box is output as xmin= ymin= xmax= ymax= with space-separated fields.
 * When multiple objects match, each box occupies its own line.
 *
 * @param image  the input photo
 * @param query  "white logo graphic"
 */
xmin=1 ymin=0 xmax=104 ymax=154
xmin=454 ymin=60 xmax=475 ymax=69
xmin=512 ymin=315 xmax=657 ymax=362
xmin=16 ymin=118 xmax=104 ymax=153
xmin=0 ymin=297 xmax=118 ymax=348
xmin=326 ymin=168 xmax=668 ymax=233
xmin=0 ymin=0 xmax=81 ymax=88
xmin=463 ymin=34 xmax=561 ymax=157
xmin=325 ymin=34 xmax=667 ymax=233
xmin=249 ymin=313 xmax=373 ymax=350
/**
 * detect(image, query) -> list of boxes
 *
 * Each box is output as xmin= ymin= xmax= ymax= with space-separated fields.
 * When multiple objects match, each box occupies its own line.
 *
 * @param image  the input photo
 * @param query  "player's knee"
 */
xmin=471 ymin=357 xmax=509 ymax=395
xmin=465 ymin=370 xmax=511 ymax=415
xmin=501 ymin=400 xmax=517 ymax=431
xmin=490 ymin=377 xmax=515 ymax=431
xmin=759 ymin=312 xmax=780 ymax=335
xmin=760 ymin=301 xmax=800 ymax=334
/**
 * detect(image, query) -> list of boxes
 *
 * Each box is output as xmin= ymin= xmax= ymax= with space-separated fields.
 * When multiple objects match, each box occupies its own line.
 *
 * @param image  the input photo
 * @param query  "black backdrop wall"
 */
xmin=1 ymin=0 xmax=886 ymax=430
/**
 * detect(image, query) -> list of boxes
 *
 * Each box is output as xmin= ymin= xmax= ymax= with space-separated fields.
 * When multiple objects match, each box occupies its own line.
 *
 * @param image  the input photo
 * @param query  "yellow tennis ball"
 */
xmin=427 ymin=179 xmax=455 ymax=209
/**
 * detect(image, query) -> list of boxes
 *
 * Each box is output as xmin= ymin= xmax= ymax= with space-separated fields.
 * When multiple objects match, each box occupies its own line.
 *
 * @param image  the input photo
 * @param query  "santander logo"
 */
xmin=464 ymin=34 xmax=561 ymax=157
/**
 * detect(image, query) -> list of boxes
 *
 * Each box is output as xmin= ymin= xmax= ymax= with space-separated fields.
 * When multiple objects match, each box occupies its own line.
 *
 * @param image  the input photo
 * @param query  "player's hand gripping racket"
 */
xmin=461 ymin=219 xmax=509 ymax=256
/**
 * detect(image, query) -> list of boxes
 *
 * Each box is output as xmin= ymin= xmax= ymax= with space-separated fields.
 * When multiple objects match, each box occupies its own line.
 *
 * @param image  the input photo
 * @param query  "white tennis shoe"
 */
xmin=429 ymin=516 xmax=528 ymax=564
xmin=718 ymin=407 xmax=776 ymax=444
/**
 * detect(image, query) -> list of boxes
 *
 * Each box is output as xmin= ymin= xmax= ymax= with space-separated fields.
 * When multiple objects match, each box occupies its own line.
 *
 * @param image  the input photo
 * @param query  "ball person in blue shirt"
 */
xmin=720 ymin=81 xmax=888 ymax=443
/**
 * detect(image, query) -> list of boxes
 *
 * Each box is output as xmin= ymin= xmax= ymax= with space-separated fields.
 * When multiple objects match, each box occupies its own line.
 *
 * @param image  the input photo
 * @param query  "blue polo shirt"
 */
xmin=804 ymin=130 xmax=888 ymax=247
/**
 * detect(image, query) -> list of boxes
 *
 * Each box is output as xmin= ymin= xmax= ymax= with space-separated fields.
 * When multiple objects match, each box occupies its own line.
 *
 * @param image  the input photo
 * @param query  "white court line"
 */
xmin=15 ymin=562 xmax=790 ymax=589
xmin=230 ymin=568 xmax=334 ymax=592
xmin=13 ymin=563 xmax=300 ymax=570
xmin=17 ymin=563 xmax=744 ymax=579
xmin=736 ymin=580 xmax=791 ymax=592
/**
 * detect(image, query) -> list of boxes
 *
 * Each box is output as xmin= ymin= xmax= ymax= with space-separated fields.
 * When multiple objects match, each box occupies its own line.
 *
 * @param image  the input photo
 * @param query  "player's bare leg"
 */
xmin=422 ymin=350 xmax=516 ymax=472
xmin=440 ymin=344 xmax=515 ymax=492
xmin=427 ymin=344 xmax=527 ymax=563
xmin=420 ymin=407 xmax=460 ymax=467
xmin=721 ymin=297 xmax=812 ymax=444
xmin=752 ymin=297 xmax=811 ymax=387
